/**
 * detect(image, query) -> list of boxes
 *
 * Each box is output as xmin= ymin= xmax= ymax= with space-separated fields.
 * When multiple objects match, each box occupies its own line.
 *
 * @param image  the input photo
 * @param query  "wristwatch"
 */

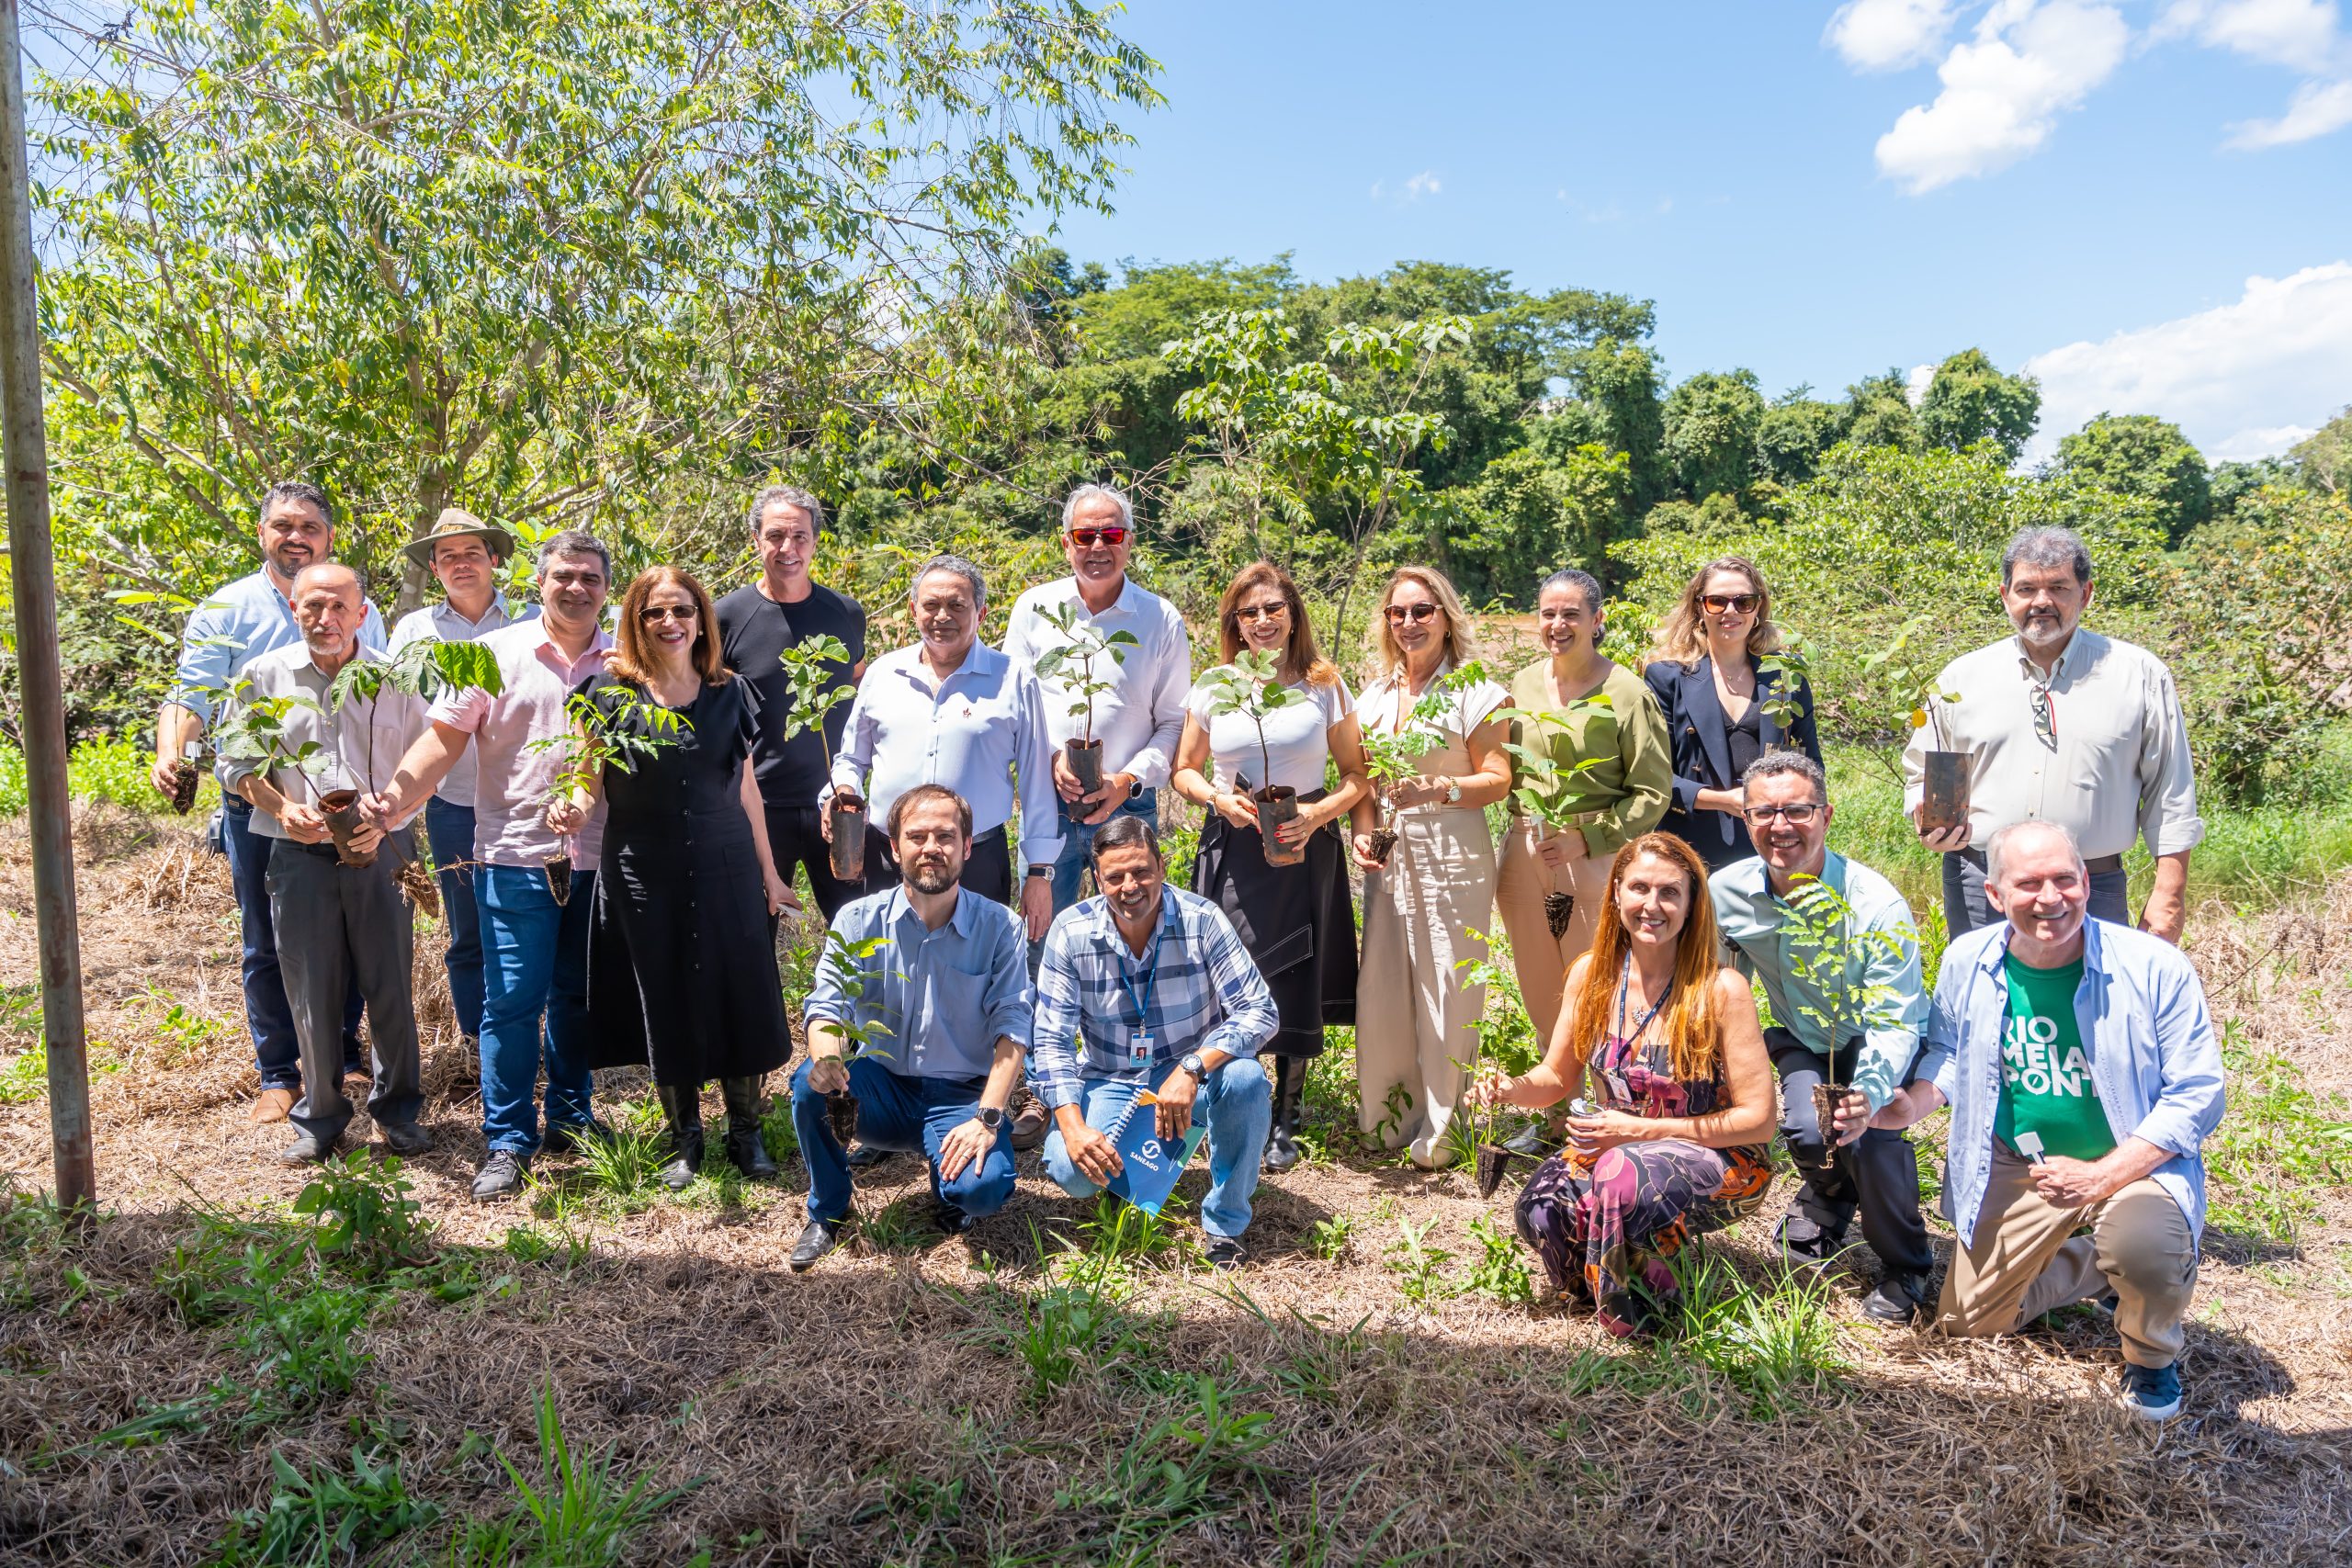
xmin=1443 ymin=777 xmax=1463 ymax=804
xmin=1127 ymin=776 xmax=1144 ymax=800
xmin=1179 ymin=1052 xmax=1206 ymax=1083
xmin=1025 ymin=864 xmax=1050 ymax=880
xmin=976 ymin=1106 xmax=1005 ymax=1131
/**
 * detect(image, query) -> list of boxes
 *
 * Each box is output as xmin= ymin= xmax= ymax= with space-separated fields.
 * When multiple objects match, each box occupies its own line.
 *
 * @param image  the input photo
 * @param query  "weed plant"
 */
xmin=209 ymin=1444 xmax=440 ymax=1566
xmin=2206 ymin=1020 xmax=2352 ymax=1248
xmin=446 ymin=1382 xmax=699 ymax=1565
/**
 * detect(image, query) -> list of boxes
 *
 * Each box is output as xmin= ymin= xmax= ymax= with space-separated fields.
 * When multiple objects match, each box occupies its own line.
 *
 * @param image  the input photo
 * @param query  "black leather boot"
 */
xmin=655 ymin=1082 xmax=704 ymax=1191
xmin=1263 ymin=1055 xmax=1306 ymax=1173
xmin=721 ymin=1076 xmax=778 ymax=1180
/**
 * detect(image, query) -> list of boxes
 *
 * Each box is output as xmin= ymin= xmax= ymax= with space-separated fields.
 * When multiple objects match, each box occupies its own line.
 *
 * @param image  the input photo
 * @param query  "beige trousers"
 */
xmin=1355 ymin=804 xmax=1499 ymax=1168
xmin=1494 ymin=819 xmax=1614 ymax=1056
xmin=1936 ymin=1144 xmax=2199 ymax=1368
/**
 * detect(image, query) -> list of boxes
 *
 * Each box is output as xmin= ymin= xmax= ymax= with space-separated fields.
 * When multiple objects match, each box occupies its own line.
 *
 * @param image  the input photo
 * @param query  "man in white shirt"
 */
xmin=1905 ymin=526 xmax=2200 ymax=944
xmin=1001 ymin=483 xmax=1193 ymax=919
xmin=823 ymin=555 xmax=1060 ymax=938
xmin=387 ymin=509 xmax=537 ymax=1058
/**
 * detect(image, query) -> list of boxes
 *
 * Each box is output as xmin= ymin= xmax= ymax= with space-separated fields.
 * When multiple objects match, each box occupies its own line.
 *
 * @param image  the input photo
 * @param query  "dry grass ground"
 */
xmin=0 ymin=806 xmax=2347 ymax=1565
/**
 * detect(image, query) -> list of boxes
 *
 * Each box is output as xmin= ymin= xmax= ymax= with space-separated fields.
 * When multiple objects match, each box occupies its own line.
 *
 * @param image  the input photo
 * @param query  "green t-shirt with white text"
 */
xmin=1992 ymin=953 xmax=2115 ymax=1164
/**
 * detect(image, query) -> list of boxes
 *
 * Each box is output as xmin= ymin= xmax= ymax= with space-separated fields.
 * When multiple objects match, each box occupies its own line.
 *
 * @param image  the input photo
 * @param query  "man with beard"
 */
xmin=1031 ymin=815 xmax=1276 ymax=1269
xmin=220 ymin=565 xmax=430 ymax=1164
xmin=366 ymin=531 xmax=616 ymax=1201
xmin=786 ymin=785 xmax=1031 ymax=1270
xmin=1710 ymin=752 xmax=1936 ymax=1323
xmin=1905 ymin=526 xmax=2199 ymax=943
xmin=153 ymin=481 xmax=386 ymax=1124
xmin=1865 ymin=820 xmax=2223 ymax=1420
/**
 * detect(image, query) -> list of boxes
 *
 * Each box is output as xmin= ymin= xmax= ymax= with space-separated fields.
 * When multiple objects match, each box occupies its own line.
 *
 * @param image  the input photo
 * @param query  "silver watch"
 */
xmin=1443 ymin=777 xmax=1462 ymax=804
xmin=1180 ymin=1052 xmax=1206 ymax=1082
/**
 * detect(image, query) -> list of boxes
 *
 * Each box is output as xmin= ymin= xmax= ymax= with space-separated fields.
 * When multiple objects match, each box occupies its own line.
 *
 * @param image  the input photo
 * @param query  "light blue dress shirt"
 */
xmin=804 ymin=884 xmax=1035 ymax=1083
xmin=1918 ymin=917 xmax=2226 ymax=1244
xmin=1710 ymin=851 xmax=1927 ymax=1111
xmin=825 ymin=640 xmax=1062 ymax=868
xmin=171 ymin=568 xmax=387 ymax=781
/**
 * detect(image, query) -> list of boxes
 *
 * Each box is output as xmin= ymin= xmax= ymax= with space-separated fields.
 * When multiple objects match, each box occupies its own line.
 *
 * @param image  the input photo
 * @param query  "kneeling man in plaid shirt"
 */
xmin=1030 ymin=814 xmax=1278 ymax=1268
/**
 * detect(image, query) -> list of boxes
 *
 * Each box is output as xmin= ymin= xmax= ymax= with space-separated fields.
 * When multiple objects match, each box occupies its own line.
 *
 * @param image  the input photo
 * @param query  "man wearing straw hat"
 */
xmin=388 ymin=508 xmax=537 ymax=1066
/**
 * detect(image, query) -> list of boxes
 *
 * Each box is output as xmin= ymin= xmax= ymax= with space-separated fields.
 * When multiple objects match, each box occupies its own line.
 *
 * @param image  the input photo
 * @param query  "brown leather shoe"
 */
xmin=249 ymin=1087 xmax=297 ymax=1124
xmin=1010 ymin=1088 xmax=1047 ymax=1152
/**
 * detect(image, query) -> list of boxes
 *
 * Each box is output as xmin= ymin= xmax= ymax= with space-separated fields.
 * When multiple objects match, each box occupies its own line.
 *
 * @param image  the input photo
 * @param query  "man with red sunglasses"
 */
xmin=1002 ymin=483 xmax=1193 ymax=1146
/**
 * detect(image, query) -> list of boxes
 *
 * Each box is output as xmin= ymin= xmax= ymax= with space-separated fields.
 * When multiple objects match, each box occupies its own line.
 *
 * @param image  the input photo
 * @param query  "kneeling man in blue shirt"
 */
xmin=788 ymin=784 xmax=1031 ymax=1270
xmin=1031 ymin=816 xmax=1277 ymax=1269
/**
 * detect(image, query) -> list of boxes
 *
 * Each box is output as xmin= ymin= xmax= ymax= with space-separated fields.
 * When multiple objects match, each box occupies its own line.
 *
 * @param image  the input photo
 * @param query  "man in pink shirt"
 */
xmin=369 ymin=531 xmax=616 ymax=1201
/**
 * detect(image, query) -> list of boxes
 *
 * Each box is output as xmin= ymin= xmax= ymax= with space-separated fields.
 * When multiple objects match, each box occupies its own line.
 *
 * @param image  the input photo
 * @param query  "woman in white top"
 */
xmin=1349 ymin=567 xmax=1513 ymax=1169
xmin=1170 ymin=559 xmax=1372 ymax=1172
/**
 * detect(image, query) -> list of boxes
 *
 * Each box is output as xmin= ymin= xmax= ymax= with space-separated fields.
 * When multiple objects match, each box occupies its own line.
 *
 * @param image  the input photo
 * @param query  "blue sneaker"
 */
xmin=2120 ymin=1361 xmax=2183 ymax=1420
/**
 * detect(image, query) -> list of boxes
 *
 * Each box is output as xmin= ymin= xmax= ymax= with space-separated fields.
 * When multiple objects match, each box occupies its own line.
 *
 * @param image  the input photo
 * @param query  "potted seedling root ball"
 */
xmin=1362 ymin=663 xmax=1490 ymax=870
xmin=530 ymin=686 xmax=688 ymax=906
xmin=1500 ymin=692 xmax=1618 ymax=937
xmin=1203 ymin=649 xmax=1308 ymax=868
xmin=1031 ymin=604 xmax=1139 ymax=798
xmin=167 ymin=740 xmax=204 ymax=815
xmin=1777 ymin=872 xmax=1917 ymax=1144
xmin=778 ymin=634 xmax=863 ymax=883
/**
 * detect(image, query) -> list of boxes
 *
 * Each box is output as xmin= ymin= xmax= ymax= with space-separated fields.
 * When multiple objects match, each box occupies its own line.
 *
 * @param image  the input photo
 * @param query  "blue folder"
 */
xmin=1102 ymin=1089 xmax=1208 ymax=1216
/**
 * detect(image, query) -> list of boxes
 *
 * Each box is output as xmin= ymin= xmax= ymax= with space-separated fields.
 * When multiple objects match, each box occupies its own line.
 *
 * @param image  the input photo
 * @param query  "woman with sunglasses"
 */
xmin=1641 ymin=557 xmax=1821 ymax=871
xmin=1349 ymin=567 xmax=1512 ymax=1168
xmin=547 ymin=566 xmax=799 ymax=1190
xmin=1170 ymin=560 xmax=1373 ymax=1172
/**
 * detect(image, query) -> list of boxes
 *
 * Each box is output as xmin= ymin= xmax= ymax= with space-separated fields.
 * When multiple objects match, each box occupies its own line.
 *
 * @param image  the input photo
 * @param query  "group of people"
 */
xmin=158 ymin=478 xmax=2225 ymax=1419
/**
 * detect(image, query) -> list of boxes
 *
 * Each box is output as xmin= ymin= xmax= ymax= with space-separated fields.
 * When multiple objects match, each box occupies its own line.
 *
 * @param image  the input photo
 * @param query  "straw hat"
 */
xmin=403 ymin=507 xmax=516 ymax=569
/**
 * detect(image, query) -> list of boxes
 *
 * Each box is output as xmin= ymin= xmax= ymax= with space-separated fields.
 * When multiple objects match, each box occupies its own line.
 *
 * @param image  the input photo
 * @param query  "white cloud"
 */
xmin=2154 ymin=0 xmax=2345 ymax=70
xmin=2022 ymin=262 xmax=2352 ymax=461
xmin=1906 ymin=362 xmax=1938 ymax=404
xmin=1873 ymin=1 xmax=2132 ymax=193
xmin=2226 ymin=74 xmax=2352 ymax=141
xmin=1826 ymin=0 xmax=1959 ymax=70
xmin=1403 ymin=170 xmax=1441 ymax=200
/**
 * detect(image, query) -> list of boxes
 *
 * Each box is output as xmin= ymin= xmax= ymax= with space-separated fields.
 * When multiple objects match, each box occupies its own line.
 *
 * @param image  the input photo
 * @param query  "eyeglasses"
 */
xmin=1068 ymin=526 xmax=1129 ymax=547
xmin=638 ymin=604 xmax=698 ymax=623
xmin=1741 ymin=802 xmax=1822 ymax=825
xmin=1234 ymin=604 xmax=1290 ymax=623
xmin=1700 ymin=593 xmax=1760 ymax=615
xmin=1385 ymin=603 xmax=1440 ymax=626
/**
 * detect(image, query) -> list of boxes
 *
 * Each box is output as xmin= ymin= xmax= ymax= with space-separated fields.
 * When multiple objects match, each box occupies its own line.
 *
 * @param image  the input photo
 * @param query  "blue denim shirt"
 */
xmin=804 ymin=884 xmax=1034 ymax=1083
xmin=1918 ymin=917 xmax=2225 ymax=1244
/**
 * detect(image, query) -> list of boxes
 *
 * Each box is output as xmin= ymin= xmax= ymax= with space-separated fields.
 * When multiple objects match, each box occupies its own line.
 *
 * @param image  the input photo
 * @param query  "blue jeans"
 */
xmin=1041 ymin=1057 xmax=1271 ymax=1240
xmin=423 ymin=797 xmax=485 ymax=1039
xmin=1046 ymin=787 xmax=1159 ymax=913
xmin=221 ymin=795 xmax=360 ymax=1089
xmin=789 ymin=1056 xmax=1015 ymax=1224
xmin=476 ymin=863 xmax=596 ymax=1156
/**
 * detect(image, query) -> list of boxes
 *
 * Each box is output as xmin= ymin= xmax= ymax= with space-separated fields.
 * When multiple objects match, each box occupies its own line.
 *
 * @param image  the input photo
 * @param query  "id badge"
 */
xmin=1127 ymin=1030 xmax=1155 ymax=1068
xmin=1601 ymin=1069 xmax=1631 ymax=1104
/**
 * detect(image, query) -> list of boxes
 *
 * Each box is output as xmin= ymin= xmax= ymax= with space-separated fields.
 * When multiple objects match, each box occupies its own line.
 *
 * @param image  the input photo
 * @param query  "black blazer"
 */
xmin=1643 ymin=655 xmax=1823 ymax=869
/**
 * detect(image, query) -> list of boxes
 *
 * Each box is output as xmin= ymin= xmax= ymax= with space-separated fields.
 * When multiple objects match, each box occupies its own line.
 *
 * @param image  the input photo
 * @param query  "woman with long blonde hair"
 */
xmin=1349 ymin=566 xmax=1512 ymax=1168
xmin=1642 ymin=556 xmax=1821 ymax=870
xmin=1170 ymin=560 xmax=1373 ymax=1171
xmin=546 ymin=565 xmax=797 ymax=1190
xmin=1469 ymin=832 xmax=1775 ymax=1334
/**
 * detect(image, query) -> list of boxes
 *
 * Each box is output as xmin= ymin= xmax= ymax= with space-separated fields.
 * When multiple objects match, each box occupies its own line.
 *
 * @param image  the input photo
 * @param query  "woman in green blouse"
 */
xmin=1497 ymin=568 xmax=1671 ymax=1151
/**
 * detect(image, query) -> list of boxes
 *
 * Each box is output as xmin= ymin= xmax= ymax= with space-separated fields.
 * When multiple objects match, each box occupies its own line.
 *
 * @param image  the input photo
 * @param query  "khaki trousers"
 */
xmin=1935 ymin=1144 xmax=2199 ymax=1368
xmin=1494 ymin=820 xmax=1613 ymax=1055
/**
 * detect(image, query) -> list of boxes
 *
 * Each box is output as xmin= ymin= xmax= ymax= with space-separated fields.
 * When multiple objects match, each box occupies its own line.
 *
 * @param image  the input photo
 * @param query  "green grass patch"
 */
xmin=2205 ymin=1020 xmax=2352 ymax=1250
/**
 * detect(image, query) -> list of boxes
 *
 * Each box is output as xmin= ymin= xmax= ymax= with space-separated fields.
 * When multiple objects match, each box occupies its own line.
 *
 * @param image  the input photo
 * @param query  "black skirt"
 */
xmin=1193 ymin=787 xmax=1358 ymax=1058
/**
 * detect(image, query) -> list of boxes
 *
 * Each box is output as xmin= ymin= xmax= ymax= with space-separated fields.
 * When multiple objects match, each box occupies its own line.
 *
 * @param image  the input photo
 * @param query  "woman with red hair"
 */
xmin=1470 ymin=832 xmax=1776 ymax=1334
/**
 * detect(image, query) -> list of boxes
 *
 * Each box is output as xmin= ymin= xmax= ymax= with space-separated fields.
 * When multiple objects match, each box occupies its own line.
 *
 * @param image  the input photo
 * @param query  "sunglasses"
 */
xmin=1069 ymin=526 xmax=1129 ymax=547
xmin=1742 ymin=803 xmax=1822 ymax=825
xmin=639 ymin=604 xmax=699 ymax=623
xmin=1700 ymin=593 xmax=1760 ymax=615
xmin=1385 ymin=603 xmax=1441 ymax=626
xmin=1234 ymin=603 xmax=1291 ymax=623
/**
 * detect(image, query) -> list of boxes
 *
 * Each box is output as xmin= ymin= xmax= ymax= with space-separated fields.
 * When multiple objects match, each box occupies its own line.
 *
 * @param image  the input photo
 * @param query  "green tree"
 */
xmin=1662 ymin=369 xmax=1766 ymax=502
xmin=32 ymin=0 xmax=1158 ymax=611
xmin=1917 ymin=348 xmax=2041 ymax=463
xmin=2290 ymin=405 xmax=2351 ymax=495
xmin=1442 ymin=441 xmax=1632 ymax=604
xmin=1756 ymin=390 xmax=1845 ymax=485
xmin=1839 ymin=368 xmax=1924 ymax=453
xmin=2055 ymin=413 xmax=2213 ymax=545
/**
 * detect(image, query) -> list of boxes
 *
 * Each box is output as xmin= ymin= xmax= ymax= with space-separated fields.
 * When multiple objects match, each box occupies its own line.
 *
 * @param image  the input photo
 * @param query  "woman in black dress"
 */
xmin=547 ymin=565 xmax=798 ymax=1188
xmin=1640 ymin=557 xmax=1822 ymax=873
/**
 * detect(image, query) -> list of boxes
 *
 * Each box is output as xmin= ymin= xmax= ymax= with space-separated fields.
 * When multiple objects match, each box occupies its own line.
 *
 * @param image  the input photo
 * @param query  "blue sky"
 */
xmin=1045 ymin=0 xmax=2352 ymax=461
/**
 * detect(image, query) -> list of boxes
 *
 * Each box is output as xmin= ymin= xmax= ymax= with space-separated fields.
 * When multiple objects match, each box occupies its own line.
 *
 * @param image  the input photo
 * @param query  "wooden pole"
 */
xmin=0 ymin=0 xmax=96 ymax=1211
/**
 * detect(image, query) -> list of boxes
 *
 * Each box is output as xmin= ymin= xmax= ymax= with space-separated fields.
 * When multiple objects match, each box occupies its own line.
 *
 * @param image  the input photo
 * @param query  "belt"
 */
xmin=1961 ymin=845 xmax=2125 ymax=875
xmin=1511 ymin=807 xmax=1610 ymax=829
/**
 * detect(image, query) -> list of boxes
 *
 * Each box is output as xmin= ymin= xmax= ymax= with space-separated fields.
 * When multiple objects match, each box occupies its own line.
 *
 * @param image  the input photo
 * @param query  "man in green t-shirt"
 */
xmin=1993 ymin=952 xmax=2116 ymax=1166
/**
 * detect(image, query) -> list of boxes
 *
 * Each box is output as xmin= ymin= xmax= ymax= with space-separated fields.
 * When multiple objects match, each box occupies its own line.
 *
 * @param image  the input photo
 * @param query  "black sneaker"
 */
xmin=540 ymin=1119 xmax=605 ymax=1156
xmin=1204 ymin=1235 xmax=1248 ymax=1271
xmin=1861 ymin=1270 xmax=1933 ymax=1324
xmin=845 ymin=1142 xmax=899 ymax=1169
xmin=2120 ymin=1361 xmax=2183 ymax=1420
xmin=932 ymin=1201 xmax=975 ymax=1237
xmin=378 ymin=1121 xmax=433 ymax=1156
xmin=471 ymin=1149 xmax=529 ymax=1202
xmin=789 ymin=1218 xmax=842 ymax=1272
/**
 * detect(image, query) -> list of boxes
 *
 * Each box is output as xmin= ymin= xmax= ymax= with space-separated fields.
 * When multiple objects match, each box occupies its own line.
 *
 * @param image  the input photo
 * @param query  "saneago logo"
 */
xmin=2002 ymin=1014 xmax=2090 ymax=1097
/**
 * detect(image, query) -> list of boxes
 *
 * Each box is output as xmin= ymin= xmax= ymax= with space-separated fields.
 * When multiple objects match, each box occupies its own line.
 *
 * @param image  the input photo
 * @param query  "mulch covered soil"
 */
xmin=1 ymin=806 xmax=2347 ymax=1565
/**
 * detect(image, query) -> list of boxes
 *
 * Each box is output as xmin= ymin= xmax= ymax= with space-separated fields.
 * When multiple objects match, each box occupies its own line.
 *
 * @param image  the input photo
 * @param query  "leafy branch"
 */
xmin=778 ymin=633 xmax=857 ymax=774
xmin=1198 ymin=649 xmax=1303 ymax=791
xmin=1029 ymin=604 xmax=1139 ymax=747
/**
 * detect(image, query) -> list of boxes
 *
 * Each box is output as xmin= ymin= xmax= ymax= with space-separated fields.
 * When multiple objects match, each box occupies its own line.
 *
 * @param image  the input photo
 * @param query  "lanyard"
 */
xmin=1612 ymin=952 xmax=1671 ymax=1066
xmin=1117 ymin=914 xmax=1170 ymax=1033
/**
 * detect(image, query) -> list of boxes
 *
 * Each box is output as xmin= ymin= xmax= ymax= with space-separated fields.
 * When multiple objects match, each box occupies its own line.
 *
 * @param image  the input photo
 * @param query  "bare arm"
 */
xmin=368 ymin=721 xmax=472 ymax=825
xmin=1172 ymin=714 xmax=1255 ymax=829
